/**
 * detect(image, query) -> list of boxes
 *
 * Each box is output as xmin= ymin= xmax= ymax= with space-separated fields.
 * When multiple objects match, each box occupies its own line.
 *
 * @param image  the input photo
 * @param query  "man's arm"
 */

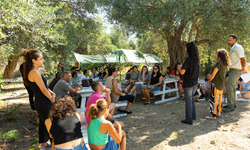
xmin=240 ymin=57 xmax=246 ymax=70
xmin=104 ymin=88 xmax=111 ymax=105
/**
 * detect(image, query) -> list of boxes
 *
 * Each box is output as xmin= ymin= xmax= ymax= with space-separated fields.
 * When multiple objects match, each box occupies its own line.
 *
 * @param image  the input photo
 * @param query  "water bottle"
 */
xmin=113 ymin=113 xmax=127 ymax=119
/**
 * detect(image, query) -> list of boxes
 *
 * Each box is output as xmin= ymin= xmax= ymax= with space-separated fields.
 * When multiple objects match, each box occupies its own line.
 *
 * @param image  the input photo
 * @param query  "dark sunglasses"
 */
xmin=153 ymin=68 xmax=158 ymax=70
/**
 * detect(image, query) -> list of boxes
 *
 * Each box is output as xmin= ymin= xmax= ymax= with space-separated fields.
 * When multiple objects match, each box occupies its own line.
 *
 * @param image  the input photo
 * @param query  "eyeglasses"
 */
xmin=153 ymin=68 xmax=158 ymax=70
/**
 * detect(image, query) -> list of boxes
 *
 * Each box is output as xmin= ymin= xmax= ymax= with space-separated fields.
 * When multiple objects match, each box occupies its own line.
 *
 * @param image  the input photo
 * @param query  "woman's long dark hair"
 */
xmin=108 ymin=67 xmax=116 ymax=76
xmin=186 ymin=42 xmax=200 ymax=64
xmin=151 ymin=65 xmax=161 ymax=79
xmin=141 ymin=66 xmax=149 ymax=75
xmin=21 ymin=49 xmax=41 ymax=86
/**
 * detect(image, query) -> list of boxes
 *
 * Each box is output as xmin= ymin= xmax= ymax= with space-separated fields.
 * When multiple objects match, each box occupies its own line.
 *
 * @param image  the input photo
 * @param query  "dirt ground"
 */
xmin=1 ymin=84 xmax=250 ymax=150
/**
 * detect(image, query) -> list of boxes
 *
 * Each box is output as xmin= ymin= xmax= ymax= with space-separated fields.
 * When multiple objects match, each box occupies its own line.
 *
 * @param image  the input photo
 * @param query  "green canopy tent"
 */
xmin=73 ymin=49 xmax=163 ymax=80
xmin=72 ymin=52 xmax=107 ymax=69
xmin=104 ymin=49 xmax=163 ymax=80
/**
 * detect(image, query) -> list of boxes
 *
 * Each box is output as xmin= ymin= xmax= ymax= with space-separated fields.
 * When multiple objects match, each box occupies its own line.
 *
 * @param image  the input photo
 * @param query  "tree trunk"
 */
xmin=3 ymin=55 xmax=21 ymax=79
xmin=167 ymin=35 xmax=187 ymax=70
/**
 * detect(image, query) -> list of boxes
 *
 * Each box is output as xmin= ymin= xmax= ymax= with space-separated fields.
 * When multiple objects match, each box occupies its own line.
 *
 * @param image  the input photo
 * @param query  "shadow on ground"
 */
xmin=117 ymin=94 xmax=250 ymax=150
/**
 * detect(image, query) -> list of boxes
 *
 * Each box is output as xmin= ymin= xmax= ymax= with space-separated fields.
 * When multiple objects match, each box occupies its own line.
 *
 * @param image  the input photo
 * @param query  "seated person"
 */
xmin=70 ymin=71 xmax=80 ymax=85
xmin=162 ymin=66 xmax=171 ymax=77
xmin=170 ymin=63 xmax=183 ymax=98
xmin=70 ymin=61 xmax=81 ymax=72
xmin=237 ymin=79 xmax=250 ymax=99
xmin=106 ymin=67 xmax=134 ymax=114
xmin=87 ymin=99 xmax=126 ymax=150
xmin=126 ymin=65 xmax=141 ymax=91
xmin=49 ymin=72 xmax=62 ymax=91
xmin=223 ymin=74 xmax=229 ymax=100
xmin=181 ymin=84 xmax=200 ymax=101
xmin=124 ymin=68 xmax=133 ymax=82
xmin=142 ymin=65 xmax=163 ymax=105
xmin=199 ymin=73 xmax=211 ymax=99
xmin=149 ymin=63 xmax=160 ymax=75
xmin=129 ymin=66 xmax=151 ymax=100
xmin=53 ymin=71 xmax=83 ymax=99
xmin=90 ymin=68 xmax=98 ymax=79
xmin=45 ymin=96 xmax=88 ymax=150
xmin=98 ymin=66 xmax=108 ymax=80
xmin=82 ymin=69 xmax=93 ymax=87
xmin=85 ymin=80 xmax=124 ymax=128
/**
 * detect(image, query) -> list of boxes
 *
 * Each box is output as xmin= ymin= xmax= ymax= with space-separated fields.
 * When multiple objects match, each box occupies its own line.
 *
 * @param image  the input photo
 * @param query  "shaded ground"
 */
xmin=1 ymin=84 xmax=250 ymax=150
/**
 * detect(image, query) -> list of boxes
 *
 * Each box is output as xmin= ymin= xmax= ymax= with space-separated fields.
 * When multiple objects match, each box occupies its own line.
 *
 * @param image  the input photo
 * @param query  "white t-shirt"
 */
xmin=229 ymin=43 xmax=245 ymax=69
xmin=201 ymin=79 xmax=210 ymax=89
xmin=81 ymin=75 xmax=90 ymax=80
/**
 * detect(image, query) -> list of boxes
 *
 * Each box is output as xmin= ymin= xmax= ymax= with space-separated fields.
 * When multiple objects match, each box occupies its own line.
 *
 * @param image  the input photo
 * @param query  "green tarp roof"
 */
xmin=73 ymin=49 xmax=163 ymax=65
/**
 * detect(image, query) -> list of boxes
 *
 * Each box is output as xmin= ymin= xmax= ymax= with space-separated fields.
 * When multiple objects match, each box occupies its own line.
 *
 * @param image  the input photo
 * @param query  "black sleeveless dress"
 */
xmin=29 ymin=75 xmax=52 ymax=143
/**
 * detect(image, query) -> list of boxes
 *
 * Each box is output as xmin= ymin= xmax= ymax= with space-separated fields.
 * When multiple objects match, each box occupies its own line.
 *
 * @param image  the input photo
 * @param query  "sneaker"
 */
xmin=181 ymin=120 xmax=193 ymax=125
xmin=223 ymin=107 xmax=235 ymax=112
xmin=194 ymin=99 xmax=199 ymax=102
xmin=40 ymin=144 xmax=51 ymax=150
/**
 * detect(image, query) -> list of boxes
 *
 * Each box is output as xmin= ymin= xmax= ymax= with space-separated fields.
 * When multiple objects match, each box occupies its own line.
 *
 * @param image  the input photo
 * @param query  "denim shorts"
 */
xmin=150 ymin=86 xmax=160 ymax=92
xmin=54 ymin=140 xmax=88 ymax=150
xmin=101 ymin=137 xmax=120 ymax=150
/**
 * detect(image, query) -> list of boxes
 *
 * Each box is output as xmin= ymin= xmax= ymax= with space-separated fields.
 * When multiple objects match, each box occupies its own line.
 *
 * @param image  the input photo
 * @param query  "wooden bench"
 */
xmin=152 ymin=78 xmax=179 ymax=105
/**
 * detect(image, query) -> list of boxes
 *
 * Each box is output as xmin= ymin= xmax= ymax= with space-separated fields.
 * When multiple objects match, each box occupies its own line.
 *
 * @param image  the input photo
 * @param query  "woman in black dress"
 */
xmin=21 ymin=49 xmax=56 ymax=149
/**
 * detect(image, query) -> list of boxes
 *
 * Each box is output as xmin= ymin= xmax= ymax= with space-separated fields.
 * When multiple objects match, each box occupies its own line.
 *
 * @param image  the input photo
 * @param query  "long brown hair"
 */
xmin=217 ymin=49 xmax=231 ymax=66
xmin=48 ymin=96 xmax=77 ymax=119
xmin=88 ymin=99 xmax=109 ymax=119
xmin=21 ymin=49 xmax=41 ymax=86
xmin=141 ymin=66 xmax=149 ymax=75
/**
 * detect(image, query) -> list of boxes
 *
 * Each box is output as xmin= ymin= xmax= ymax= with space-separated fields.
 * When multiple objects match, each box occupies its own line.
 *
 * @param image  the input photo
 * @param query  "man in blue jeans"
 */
xmin=223 ymin=34 xmax=246 ymax=112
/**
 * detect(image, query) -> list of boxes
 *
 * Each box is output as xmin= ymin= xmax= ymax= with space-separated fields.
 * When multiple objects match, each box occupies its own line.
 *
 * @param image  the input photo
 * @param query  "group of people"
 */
xmin=19 ymin=34 xmax=247 ymax=149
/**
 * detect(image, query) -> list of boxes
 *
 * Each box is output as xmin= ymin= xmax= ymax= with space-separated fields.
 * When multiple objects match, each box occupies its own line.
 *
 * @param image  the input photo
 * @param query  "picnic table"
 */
xmin=152 ymin=77 xmax=179 ymax=105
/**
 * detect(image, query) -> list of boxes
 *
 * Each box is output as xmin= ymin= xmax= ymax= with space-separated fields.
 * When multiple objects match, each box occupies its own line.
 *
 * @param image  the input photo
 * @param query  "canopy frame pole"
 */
xmin=119 ymin=51 xmax=121 ymax=81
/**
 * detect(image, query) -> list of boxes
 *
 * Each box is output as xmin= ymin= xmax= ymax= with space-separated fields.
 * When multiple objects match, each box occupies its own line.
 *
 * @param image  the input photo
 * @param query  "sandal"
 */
xmin=117 ymin=108 xmax=125 ymax=112
xmin=204 ymin=116 xmax=216 ymax=120
xmin=124 ymin=110 xmax=132 ymax=114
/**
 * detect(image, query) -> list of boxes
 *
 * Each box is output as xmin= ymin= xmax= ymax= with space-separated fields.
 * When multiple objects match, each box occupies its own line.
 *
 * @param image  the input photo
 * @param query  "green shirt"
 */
xmin=212 ymin=61 xmax=227 ymax=90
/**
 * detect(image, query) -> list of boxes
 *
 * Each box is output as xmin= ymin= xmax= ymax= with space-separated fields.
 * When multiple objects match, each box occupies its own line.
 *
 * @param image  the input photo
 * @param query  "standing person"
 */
xmin=87 ymin=99 xmax=126 ymax=150
xmin=57 ymin=62 xmax=64 ymax=73
xmin=70 ymin=61 xmax=81 ymax=72
xmin=179 ymin=42 xmax=200 ymax=125
xmin=223 ymin=34 xmax=246 ymax=112
xmin=20 ymin=63 xmax=35 ymax=110
xmin=21 ymin=49 xmax=56 ymax=149
xmin=205 ymin=49 xmax=230 ymax=120
xmin=142 ymin=65 xmax=163 ymax=105
xmin=45 ymin=96 xmax=88 ymax=150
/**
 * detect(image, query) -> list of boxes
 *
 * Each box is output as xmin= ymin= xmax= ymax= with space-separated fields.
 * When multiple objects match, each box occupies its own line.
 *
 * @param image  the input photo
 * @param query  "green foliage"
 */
xmin=0 ymin=130 xmax=19 ymax=143
xmin=98 ymin=0 xmax=250 ymax=69
xmin=0 ymin=72 xmax=4 ymax=91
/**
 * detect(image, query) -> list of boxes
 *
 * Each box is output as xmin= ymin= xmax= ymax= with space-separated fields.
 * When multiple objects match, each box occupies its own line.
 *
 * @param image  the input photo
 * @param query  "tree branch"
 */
xmin=195 ymin=39 xmax=209 ymax=46
xmin=188 ymin=14 xmax=201 ymax=42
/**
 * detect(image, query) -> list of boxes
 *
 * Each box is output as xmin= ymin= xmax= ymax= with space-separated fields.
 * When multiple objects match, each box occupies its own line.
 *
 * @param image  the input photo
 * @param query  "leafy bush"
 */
xmin=0 ymin=130 xmax=19 ymax=143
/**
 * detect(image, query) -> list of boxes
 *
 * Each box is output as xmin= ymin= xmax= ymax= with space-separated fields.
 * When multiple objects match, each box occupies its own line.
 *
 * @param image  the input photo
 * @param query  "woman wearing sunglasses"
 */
xmin=142 ymin=65 xmax=163 ymax=105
